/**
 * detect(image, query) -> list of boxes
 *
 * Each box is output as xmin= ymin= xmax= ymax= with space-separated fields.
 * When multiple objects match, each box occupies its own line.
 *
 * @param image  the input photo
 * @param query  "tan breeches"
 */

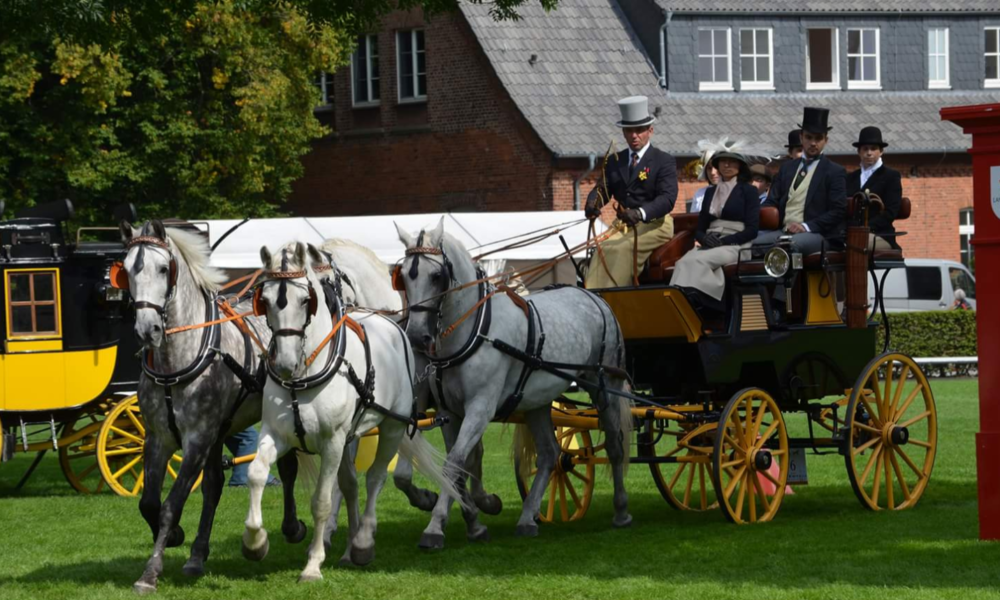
xmin=585 ymin=216 xmax=674 ymax=289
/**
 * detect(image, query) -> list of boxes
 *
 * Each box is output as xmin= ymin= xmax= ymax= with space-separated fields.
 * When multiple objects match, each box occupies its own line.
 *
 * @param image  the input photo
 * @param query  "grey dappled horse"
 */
xmin=395 ymin=218 xmax=633 ymax=548
xmin=119 ymin=221 xmax=307 ymax=594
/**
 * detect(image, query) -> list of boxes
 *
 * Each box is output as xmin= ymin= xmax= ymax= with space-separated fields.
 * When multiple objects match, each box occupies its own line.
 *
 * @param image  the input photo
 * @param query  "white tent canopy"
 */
xmin=203 ymin=211 xmax=603 ymax=270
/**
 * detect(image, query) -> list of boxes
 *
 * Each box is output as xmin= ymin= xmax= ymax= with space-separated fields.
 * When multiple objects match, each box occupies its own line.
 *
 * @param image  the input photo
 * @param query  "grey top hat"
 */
xmin=616 ymin=96 xmax=656 ymax=128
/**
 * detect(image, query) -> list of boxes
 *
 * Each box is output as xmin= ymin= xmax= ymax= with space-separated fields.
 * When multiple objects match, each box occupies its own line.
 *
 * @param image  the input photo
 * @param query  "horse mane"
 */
xmin=321 ymin=238 xmax=386 ymax=271
xmin=165 ymin=227 xmax=228 ymax=291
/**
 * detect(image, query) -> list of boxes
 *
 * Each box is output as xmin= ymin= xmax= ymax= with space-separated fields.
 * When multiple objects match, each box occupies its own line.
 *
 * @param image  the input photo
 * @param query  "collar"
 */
xmin=801 ymin=153 xmax=824 ymax=169
xmin=631 ymin=142 xmax=651 ymax=163
xmin=860 ymin=158 xmax=883 ymax=175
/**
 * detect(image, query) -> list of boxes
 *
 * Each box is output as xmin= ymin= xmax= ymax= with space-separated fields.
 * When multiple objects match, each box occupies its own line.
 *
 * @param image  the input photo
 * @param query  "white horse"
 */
xmin=396 ymin=218 xmax=633 ymax=549
xmin=242 ymin=242 xmax=462 ymax=581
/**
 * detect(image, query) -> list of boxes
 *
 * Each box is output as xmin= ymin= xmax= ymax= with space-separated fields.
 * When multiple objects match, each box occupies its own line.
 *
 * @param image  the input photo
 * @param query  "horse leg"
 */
xmin=336 ymin=444 xmax=361 ymax=566
xmin=391 ymin=431 xmax=439 ymax=511
xmin=467 ymin=439 xmax=503 ymax=516
xmin=138 ymin=433 xmax=180 ymax=547
xmin=277 ymin=452 xmax=307 ymax=544
xmin=242 ymin=427 xmax=281 ymax=562
xmin=350 ymin=421 xmax=404 ymax=566
xmin=514 ymin=407 xmax=560 ymax=537
xmin=419 ymin=408 xmax=490 ymax=550
xmin=324 ymin=438 xmax=357 ymax=550
xmin=134 ymin=436 xmax=213 ymax=594
xmin=299 ymin=433 xmax=345 ymax=583
xmin=595 ymin=380 xmax=632 ymax=528
xmin=182 ymin=439 xmax=225 ymax=577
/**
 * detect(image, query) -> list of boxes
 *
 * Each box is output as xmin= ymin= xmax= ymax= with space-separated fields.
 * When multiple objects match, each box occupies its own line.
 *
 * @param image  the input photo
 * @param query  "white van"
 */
xmin=868 ymin=258 xmax=976 ymax=312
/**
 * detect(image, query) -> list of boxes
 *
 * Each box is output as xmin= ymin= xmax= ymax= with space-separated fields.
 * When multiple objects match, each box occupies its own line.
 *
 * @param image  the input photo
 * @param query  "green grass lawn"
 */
xmin=1 ymin=379 xmax=997 ymax=599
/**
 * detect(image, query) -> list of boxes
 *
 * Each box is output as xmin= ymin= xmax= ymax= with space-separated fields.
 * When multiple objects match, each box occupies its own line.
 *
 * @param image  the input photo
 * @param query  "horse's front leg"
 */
xmin=299 ymin=431 xmax=346 ymax=583
xmin=323 ymin=438 xmax=357 ymax=550
xmin=242 ymin=427 xmax=281 ymax=562
xmin=350 ymin=421 xmax=405 ymax=566
xmin=391 ymin=431 xmax=440 ymax=511
xmin=183 ymin=439 xmax=226 ymax=577
xmin=277 ymin=451 xmax=307 ymax=544
xmin=137 ymin=432 xmax=181 ymax=547
xmin=134 ymin=436 xmax=213 ymax=594
xmin=467 ymin=439 xmax=503 ymax=516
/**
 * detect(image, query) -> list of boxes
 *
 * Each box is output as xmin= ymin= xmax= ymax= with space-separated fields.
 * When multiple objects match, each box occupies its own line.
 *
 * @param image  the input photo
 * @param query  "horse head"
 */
xmin=394 ymin=217 xmax=460 ymax=354
xmin=119 ymin=219 xmax=177 ymax=348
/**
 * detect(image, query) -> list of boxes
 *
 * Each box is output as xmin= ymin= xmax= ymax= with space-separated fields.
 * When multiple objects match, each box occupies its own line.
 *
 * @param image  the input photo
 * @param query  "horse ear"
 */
xmin=394 ymin=221 xmax=414 ymax=247
xmin=427 ymin=216 xmax=445 ymax=246
xmin=306 ymin=243 xmax=324 ymax=267
xmin=294 ymin=241 xmax=307 ymax=269
xmin=151 ymin=219 xmax=167 ymax=240
xmin=119 ymin=220 xmax=135 ymax=241
xmin=259 ymin=246 xmax=272 ymax=268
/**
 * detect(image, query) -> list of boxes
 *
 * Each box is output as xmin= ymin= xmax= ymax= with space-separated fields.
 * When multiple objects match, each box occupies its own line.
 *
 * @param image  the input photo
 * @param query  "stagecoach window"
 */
xmin=5 ymin=270 xmax=59 ymax=337
xmin=905 ymin=267 xmax=942 ymax=302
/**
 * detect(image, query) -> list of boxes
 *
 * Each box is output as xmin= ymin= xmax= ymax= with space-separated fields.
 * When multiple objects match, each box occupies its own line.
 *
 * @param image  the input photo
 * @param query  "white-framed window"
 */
xmin=806 ymin=28 xmax=839 ymax=90
xmin=397 ymin=29 xmax=426 ymax=103
xmin=928 ymin=28 xmax=950 ymax=89
xmin=698 ymin=28 xmax=732 ymax=91
xmin=847 ymin=28 xmax=880 ymax=89
xmin=315 ymin=72 xmax=334 ymax=107
xmin=739 ymin=28 xmax=774 ymax=90
xmin=960 ymin=208 xmax=975 ymax=270
xmin=351 ymin=34 xmax=379 ymax=106
xmin=987 ymin=27 xmax=1000 ymax=88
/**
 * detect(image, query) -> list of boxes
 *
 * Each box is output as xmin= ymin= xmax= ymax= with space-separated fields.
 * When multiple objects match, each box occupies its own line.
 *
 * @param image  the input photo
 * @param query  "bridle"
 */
xmin=120 ymin=235 xmax=178 ymax=319
xmin=403 ymin=235 xmax=458 ymax=340
xmin=254 ymin=269 xmax=319 ymax=339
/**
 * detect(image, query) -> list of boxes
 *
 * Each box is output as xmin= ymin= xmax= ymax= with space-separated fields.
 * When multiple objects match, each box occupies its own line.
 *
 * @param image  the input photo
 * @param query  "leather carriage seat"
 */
xmin=640 ymin=212 xmax=700 ymax=283
xmin=803 ymin=197 xmax=911 ymax=268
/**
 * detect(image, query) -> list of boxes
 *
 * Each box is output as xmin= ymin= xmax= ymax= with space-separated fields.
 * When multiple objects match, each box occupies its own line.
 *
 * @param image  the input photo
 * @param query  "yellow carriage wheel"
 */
xmin=844 ymin=353 xmax=937 ymax=511
xmin=515 ymin=408 xmax=598 ymax=523
xmin=97 ymin=395 xmax=203 ymax=497
xmin=58 ymin=407 xmax=110 ymax=494
xmin=641 ymin=421 xmax=718 ymax=511
xmin=711 ymin=388 xmax=789 ymax=525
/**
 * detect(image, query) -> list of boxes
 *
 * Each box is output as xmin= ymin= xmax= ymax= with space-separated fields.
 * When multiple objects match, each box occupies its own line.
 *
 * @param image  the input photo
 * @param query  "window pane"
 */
xmin=848 ymin=30 xmax=861 ymax=54
xmin=33 ymin=274 xmax=54 ymax=301
xmin=987 ymin=29 xmax=998 ymax=54
xmin=714 ymin=29 xmax=726 ymax=51
xmin=36 ymin=305 xmax=56 ymax=333
xmin=863 ymin=29 xmax=876 ymax=53
xmin=928 ymin=30 xmax=937 ymax=54
xmin=399 ymin=31 xmax=412 ymax=55
xmin=715 ymin=57 xmax=727 ymax=82
xmin=416 ymin=30 xmax=424 ymax=52
xmin=808 ymin=29 xmax=833 ymax=83
xmin=929 ymin=56 xmax=938 ymax=80
xmin=699 ymin=30 xmax=712 ymax=55
xmin=756 ymin=29 xmax=768 ymax=51
xmin=757 ymin=57 xmax=769 ymax=81
xmin=741 ymin=30 xmax=753 ymax=54
xmin=417 ymin=50 xmax=426 ymax=75
xmin=402 ymin=75 xmax=413 ymax=99
xmin=354 ymin=52 xmax=367 ymax=102
xmin=9 ymin=274 xmax=30 ymax=302
xmin=370 ymin=35 xmax=378 ymax=59
xmin=863 ymin=56 xmax=876 ymax=80
xmin=417 ymin=73 xmax=426 ymax=97
xmin=969 ymin=210 xmax=975 ymax=225
xmin=937 ymin=56 xmax=946 ymax=80
xmin=699 ymin=56 xmax=713 ymax=81
xmin=988 ymin=55 xmax=999 ymax=80
xmin=11 ymin=306 xmax=32 ymax=333
xmin=906 ymin=267 xmax=943 ymax=301
xmin=849 ymin=56 xmax=861 ymax=80
xmin=741 ymin=57 xmax=754 ymax=80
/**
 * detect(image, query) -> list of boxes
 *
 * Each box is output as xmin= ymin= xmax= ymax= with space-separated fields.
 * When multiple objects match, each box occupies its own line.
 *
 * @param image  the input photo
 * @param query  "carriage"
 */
xmin=511 ymin=195 xmax=937 ymax=525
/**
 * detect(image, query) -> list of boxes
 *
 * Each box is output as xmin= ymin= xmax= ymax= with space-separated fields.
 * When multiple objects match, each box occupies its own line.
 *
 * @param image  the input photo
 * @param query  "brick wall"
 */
xmin=288 ymin=9 xmax=555 ymax=216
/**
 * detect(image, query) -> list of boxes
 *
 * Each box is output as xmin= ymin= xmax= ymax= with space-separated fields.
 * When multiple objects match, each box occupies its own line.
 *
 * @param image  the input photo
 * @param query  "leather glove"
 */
xmin=584 ymin=188 xmax=602 ymax=220
xmin=620 ymin=208 xmax=643 ymax=227
xmin=701 ymin=233 xmax=722 ymax=249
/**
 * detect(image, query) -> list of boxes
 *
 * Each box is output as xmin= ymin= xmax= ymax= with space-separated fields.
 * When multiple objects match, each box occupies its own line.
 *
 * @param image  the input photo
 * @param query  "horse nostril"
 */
xmin=152 ymin=324 xmax=162 ymax=333
xmin=421 ymin=335 xmax=433 ymax=347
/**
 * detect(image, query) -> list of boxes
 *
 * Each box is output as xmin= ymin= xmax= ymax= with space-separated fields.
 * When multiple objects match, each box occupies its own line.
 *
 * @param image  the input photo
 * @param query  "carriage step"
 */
xmin=1 ymin=432 xmax=14 ymax=462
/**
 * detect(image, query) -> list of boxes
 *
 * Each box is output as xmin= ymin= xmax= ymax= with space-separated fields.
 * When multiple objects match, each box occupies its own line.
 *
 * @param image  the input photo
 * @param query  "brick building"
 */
xmin=288 ymin=0 xmax=1000 ymax=269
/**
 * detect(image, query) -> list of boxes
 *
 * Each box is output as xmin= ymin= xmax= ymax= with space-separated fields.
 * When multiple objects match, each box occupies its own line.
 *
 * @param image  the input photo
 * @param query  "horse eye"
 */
xmin=159 ymin=265 xmax=169 ymax=275
xmin=430 ymin=271 xmax=442 ymax=283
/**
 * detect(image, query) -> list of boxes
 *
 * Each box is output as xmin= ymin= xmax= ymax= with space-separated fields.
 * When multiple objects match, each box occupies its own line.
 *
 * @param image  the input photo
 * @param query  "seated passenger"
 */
xmin=670 ymin=151 xmax=760 ymax=309
xmin=755 ymin=107 xmax=847 ymax=254
xmin=689 ymin=155 xmax=720 ymax=213
xmin=584 ymin=95 xmax=678 ymax=288
xmin=750 ymin=164 xmax=772 ymax=203
xmin=846 ymin=126 xmax=902 ymax=251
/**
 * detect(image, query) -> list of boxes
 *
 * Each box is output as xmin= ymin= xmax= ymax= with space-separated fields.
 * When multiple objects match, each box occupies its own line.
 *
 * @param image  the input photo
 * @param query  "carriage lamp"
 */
xmin=104 ymin=283 xmax=125 ymax=302
xmin=764 ymin=247 xmax=791 ymax=278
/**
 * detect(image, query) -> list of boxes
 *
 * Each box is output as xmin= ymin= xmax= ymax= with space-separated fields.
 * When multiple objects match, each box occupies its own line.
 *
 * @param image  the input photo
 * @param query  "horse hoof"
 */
xmin=338 ymin=555 xmax=353 ymax=567
xmin=467 ymin=527 xmax=491 ymax=543
xmin=515 ymin=523 xmax=538 ymax=538
xmin=241 ymin=537 xmax=269 ymax=562
xmin=418 ymin=533 xmax=445 ymax=550
xmin=284 ymin=519 xmax=308 ymax=544
xmin=411 ymin=491 xmax=438 ymax=512
xmin=475 ymin=494 xmax=503 ymax=516
xmin=182 ymin=558 xmax=205 ymax=578
xmin=298 ymin=572 xmax=323 ymax=583
xmin=350 ymin=545 xmax=375 ymax=567
xmin=165 ymin=526 xmax=185 ymax=548
xmin=133 ymin=579 xmax=157 ymax=595
xmin=613 ymin=514 xmax=633 ymax=529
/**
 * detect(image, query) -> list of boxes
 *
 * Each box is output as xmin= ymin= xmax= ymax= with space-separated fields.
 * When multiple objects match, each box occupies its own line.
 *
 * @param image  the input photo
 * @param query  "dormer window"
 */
xmin=698 ymin=28 xmax=733 ymax=92
xmin=847 ymin=28 xmax=880 ymax=90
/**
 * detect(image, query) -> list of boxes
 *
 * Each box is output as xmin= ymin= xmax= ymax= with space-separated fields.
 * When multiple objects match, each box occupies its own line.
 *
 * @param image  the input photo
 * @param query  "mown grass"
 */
xmin=1 ymin=379 xmax=997 ymax=599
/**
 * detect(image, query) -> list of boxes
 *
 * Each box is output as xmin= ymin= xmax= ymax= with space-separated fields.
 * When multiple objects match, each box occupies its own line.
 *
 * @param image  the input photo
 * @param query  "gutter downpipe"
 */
xmin=660 ymin=11 xmax=672 ymax=88
xmin=572 ymin=154 xmax=597 ymax=210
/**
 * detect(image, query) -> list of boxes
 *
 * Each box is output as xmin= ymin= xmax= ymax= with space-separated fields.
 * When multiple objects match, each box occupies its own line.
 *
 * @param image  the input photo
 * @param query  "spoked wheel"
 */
xmin=515 ymin=409 xmax=599 ymax=523
xmin=97 ymin=395 xmax=203 ymax=497
xmin=712 ymin=388 xmax=789 ymax=525
xmin=844 ymin=353 xmax=937 ymax=511
xmin=59 ymin=407 xmax=110 ymax=494
xmin=640 ymin=420 xmax=718 ymax=511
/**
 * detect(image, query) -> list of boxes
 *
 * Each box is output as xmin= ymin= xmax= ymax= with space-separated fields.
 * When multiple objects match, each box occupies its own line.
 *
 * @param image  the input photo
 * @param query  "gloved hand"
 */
xmin=701 ymin=232 xmax=722 ymax=249
xmin=620 ymin=208 xmax=643 ymax=227
xmin=584 ymin=188 xmax=602 ymax=220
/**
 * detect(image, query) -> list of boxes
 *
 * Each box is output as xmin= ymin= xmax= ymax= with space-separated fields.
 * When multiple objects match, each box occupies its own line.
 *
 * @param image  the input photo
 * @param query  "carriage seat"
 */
xmin=801 ymin=197 xmax=911 ymax=269
xmin=640 ymin=213 xmax=700 ymax=283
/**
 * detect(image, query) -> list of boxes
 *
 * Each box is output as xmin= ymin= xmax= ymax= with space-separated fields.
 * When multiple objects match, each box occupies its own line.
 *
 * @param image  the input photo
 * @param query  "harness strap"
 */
xmin=165 ymin=309 xmax=253 ymax=336
xmin=345 ymin=324 xmax=415 ymax=444
xmin=163 ymin=385 xmax=183 ymax=448
xmin=496 ymin=300 xmax=543 ymax=422
xmin=305 ymin=313 xmax=351 ymax=367
xmin=290 ymin=388 xmax=312 ymax=454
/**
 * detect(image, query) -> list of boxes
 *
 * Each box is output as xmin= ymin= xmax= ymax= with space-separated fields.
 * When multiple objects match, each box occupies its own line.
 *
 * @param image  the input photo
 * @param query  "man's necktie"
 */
xmin=629 ymin=152 xmax=640 ymax=179
xmin=792 ymin=157 xmax=816 ymax=191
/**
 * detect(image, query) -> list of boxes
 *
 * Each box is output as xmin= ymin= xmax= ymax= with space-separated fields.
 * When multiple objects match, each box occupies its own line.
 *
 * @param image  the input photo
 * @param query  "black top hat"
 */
xmin=785 ymin=129 xmax=802 ymax=148
xmin=797 ymin=107 xmax=832 ymax=134
xmin=852 ymin=126 xmax=889 ymax=149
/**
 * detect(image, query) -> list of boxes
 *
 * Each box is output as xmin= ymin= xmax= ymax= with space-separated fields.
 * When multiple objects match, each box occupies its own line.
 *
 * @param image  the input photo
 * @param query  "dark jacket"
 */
xmin=696 ymin=182 xmax=760 ymax=246
xmin=846 ymin=164 xmax=903 ymax=249
xmin=764 ymin=155 xmax=847 ymax=238
xmin=591 ymin=145 xmax=678 ymax=221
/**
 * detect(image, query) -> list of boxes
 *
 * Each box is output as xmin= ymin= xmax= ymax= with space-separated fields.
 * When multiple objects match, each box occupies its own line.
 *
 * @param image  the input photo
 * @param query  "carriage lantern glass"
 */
xmin=764 ymin=247 xmax=791 ymax=278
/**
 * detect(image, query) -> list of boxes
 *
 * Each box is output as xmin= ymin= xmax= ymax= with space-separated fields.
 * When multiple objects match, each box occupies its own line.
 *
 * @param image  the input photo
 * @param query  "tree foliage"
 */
xmin=0 ymin=0 xmax=556 ymax=225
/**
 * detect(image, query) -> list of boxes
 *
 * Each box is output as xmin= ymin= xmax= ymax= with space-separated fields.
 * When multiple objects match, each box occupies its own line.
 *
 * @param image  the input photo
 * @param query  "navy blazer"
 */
xmin=591 ymin=145 xmax=678 ymax=221
xmin=846 ymin=164 xmax=903 ymax=249
xmin=764 ymin=155 xmax=847 ymax=238
xmin=695 ymin=182 xmax=760 ymax=246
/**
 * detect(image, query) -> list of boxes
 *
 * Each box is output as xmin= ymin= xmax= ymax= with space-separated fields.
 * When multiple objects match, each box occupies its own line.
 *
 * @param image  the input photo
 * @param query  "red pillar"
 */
xmin=941 ymin=103 xmax=1000 ymax=540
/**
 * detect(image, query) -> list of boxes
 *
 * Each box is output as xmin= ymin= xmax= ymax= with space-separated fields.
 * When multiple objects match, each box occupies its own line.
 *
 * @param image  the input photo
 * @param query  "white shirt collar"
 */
xmin=860 ymin=158 xmax=883 ymax=187
xmin=631 ymin=142 xmax=651 ymax=162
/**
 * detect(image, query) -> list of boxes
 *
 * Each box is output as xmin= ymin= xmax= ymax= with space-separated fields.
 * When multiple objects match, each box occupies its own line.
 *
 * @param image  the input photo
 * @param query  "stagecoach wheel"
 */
xmin=844 ymin=353 xmax=937 ymax=511
xmin=711 ymin=388 xmax=789 ymax=525
xmin=96 ymin=395 xmax=203 ymax=497
xmin=640 ymin=421 xmax=718 ymax=511
xmin=58 ymin=407 xmax=110 ymax=494
xmin=515 ymin=410 xmax=598 ymax=523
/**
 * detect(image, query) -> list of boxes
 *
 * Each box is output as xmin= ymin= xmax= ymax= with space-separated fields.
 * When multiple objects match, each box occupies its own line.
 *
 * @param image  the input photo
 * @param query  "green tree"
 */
xmin=0 ymin=0 xmax=554 ymax=225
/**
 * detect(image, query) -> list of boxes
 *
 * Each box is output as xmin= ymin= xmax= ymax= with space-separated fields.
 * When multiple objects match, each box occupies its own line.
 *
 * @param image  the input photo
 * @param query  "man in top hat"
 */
xmin=757 ymin=107 xmax=847 ymax=254
xmin=750 ymin=164 xmax=772 ymax=203
xmin=584 ymin=95 xmax=678 ymax=288
xmin=846 ymin=126 xmax=902 ymax=250
xmin=785 ymin=130 xmax=803 ymax=161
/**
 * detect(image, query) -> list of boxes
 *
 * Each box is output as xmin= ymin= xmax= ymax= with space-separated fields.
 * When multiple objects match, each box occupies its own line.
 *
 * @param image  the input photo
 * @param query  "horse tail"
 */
xmin=398 ymin=434 xmax=471 ymax=511
xmin=511 ymin=422 xmax=537 ymax=483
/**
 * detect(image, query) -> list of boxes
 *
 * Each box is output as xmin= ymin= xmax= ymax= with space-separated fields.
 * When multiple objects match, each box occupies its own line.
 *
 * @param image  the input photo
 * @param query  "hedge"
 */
xmin=876 ymin=310 xmax=978 ymax=358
